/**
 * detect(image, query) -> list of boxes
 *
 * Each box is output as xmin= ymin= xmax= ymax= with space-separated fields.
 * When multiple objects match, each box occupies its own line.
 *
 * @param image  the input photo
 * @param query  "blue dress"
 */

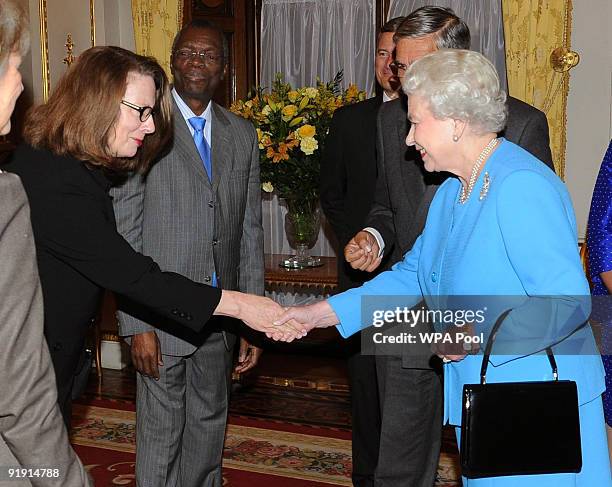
xmin=586 ymin=139 xmax=612 ymax=426
xmin=330 ymin=139 xmax=610 ymax=485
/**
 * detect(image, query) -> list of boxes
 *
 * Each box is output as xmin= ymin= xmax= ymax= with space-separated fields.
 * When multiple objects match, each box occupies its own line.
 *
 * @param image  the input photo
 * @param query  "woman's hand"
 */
xmin=215 ymin=291 xmax=309 ymax=340
xmin=433 ymin=323 xmax=480 ymax=363
xmin=271 ymin=300 xmax=340 ymax=342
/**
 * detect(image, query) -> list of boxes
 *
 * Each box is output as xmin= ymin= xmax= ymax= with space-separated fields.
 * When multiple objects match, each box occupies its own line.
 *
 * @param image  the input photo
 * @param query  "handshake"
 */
xmin=220 ymin=291 xmax=339 ymax=342
xmin=218 ymin=228 xmax=379 ymax=341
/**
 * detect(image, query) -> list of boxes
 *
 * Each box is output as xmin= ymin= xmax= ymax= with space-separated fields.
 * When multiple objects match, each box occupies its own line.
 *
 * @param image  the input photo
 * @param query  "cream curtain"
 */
xmin=388 ymin=0 xmax=508 ymax=91
xmin=260 ymin=0 xmax=377 ymax=258
xmin=502 ymin=0 xmax=573 ymax=177
xmin=131 ymin=0 xmax=183 ymax=76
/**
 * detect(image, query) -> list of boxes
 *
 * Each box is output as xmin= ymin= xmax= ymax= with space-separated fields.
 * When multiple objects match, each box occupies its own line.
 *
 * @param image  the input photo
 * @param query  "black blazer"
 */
xmin=367 ymin=95 xmax=554 ymax=269
xmin=3 ymin=144 xmax=221 ymax=348
xmin=320 ymin=95 xmax=384 ymax=290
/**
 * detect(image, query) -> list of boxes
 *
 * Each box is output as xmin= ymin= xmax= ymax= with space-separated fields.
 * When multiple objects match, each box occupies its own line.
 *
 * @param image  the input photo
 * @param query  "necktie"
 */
xmin=188 ymin=117 xmax=212 ymax=181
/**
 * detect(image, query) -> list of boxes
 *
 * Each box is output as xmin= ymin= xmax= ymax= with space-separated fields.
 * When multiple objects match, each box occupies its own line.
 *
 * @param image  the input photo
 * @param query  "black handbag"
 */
xmin=460 ymin=309 xmax=582 ymax=478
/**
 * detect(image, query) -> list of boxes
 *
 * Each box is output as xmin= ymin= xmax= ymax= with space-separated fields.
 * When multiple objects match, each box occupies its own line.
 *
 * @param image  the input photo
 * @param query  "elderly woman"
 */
xmin=0 ymin=0 xmax=91 ymax=484
xmin=278 ymin=50 xmax=610 ymax=485
xmin=3 ymin=45 xmax=291 ymax=426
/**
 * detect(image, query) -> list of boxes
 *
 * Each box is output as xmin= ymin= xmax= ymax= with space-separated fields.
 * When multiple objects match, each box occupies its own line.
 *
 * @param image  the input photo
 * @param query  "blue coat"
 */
xmin=329 ymin=139 xmax=605 ymax=426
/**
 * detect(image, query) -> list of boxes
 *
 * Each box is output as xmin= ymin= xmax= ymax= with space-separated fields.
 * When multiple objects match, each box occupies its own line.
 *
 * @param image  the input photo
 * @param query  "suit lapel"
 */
xmin=172 ymin=100 xmax=211 ymax=187
xmin=210 ymin=103 xmax=232 ymax=194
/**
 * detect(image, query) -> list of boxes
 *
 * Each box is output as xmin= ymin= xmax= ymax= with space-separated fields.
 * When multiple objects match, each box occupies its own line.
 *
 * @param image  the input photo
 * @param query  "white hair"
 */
xmin=402 ymin=49 xmax=507 ymax=134
xmin=0 ymin=0 xmax=29 ymax=72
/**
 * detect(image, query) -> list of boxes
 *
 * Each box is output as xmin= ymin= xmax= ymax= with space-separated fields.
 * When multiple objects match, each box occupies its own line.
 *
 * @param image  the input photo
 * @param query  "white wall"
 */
xmin=99 ymin=0 xmax=135 ymax=50
xmin=21 ymin=0 xmax=135 ymax=105
xmin=565 ymin=0 xmax=612 ymax=238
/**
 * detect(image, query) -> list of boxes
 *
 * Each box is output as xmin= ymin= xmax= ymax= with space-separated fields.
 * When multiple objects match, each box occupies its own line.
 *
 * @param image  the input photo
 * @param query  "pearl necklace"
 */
xmin=459 ymin=137 xmax=498 ymax=204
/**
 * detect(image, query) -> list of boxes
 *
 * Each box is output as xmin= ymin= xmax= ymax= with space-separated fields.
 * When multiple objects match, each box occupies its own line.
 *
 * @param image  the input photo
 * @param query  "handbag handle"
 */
xmin=480 ymin=309 xmax=558 ymax=384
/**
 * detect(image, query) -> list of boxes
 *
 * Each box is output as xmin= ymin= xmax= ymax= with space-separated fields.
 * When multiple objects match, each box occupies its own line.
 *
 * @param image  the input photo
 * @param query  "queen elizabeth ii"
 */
xmin=275 ymin=49 xmax=610 ymax=485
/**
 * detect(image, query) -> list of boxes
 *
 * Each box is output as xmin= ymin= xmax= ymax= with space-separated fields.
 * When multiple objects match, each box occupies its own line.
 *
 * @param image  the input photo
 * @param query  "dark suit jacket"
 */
xmin=320 ymin=95 xmax=385 ymax=291
xmin=4 ymin=144 xmax=222 ymax=350
xmin=367 ymin=95 xmax=554 ymax=269
xmin=366 ymin=95 xmax=553 ymax=367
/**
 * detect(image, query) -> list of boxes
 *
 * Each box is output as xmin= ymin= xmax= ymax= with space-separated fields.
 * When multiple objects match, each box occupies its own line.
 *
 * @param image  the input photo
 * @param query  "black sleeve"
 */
xmin=320 ymin=110 xmax=350 ymax=244
xmin=44 ymin=179 xmax=221 ymax=334
xmin=518 ymin=109 xmax=554 ymax=171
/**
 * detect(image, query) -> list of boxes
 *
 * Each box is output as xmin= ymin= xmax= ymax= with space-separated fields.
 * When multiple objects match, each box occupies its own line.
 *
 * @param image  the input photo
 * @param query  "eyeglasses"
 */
xmin=121 ymin=100 xmax=154 ymax=122
xmin=173 ymin=49 xmax=224 ymax=65
xmin=389 ymin=60 xmax=409 ymax=76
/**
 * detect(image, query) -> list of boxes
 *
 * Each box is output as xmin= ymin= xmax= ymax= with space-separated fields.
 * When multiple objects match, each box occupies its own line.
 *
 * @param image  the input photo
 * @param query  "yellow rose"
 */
xmin=288 ymin=90 xmax=299 ymax=103
xmin=262 ymin=182 xmax=274 ymax=193
xmin=297 ymin=124 xmax=316 ymax=139
xmin=300 ymin=136 xmax=318 ymax=155
xmin=262 ymin=105 xmax=272 ymax=116
xmin=305 ymin=87 xmax=318 ymax=99
xmin=281 ymin=104 xmax=298 ymax=121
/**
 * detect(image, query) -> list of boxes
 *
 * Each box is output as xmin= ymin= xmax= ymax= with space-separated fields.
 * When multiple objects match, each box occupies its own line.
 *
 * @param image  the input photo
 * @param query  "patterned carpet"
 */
xmin=74 ymin=368 xmax=461 ymax=486
xmin=71 ymin=400 xmax=353 ymax=486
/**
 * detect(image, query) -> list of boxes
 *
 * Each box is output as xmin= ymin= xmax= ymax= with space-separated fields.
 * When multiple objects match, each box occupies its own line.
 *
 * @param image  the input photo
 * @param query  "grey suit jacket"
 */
xmin=112 ymin=100 xmax=264 ymax=356
xmin=0 ymin=173 xmax=90 ymax=487
xmin=366 ymin=95 xmax=553 ymax=368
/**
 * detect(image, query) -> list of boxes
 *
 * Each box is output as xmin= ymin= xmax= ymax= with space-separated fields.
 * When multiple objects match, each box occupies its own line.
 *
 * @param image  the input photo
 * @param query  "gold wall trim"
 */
xmin=63 ymin=33 xmax=75 ymax=66
xmin=89 ymin=0 xmax=96 ymax=46
xmin=101 ymin=332 xmax=120 ymax=342
xmin=38 ymin=0 xmax=50 ymax=101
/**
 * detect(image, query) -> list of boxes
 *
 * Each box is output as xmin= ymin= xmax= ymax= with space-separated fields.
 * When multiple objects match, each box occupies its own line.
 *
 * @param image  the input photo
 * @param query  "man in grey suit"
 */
xmin=112 ymin=19 xmax=264 ymax=487
xmin=344 ymin=7 xmax=553 ymax=487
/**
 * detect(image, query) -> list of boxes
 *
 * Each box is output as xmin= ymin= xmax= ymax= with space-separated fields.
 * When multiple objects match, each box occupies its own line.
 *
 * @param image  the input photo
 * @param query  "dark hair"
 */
xmin=172 ymin=19 xmax=229 ymax=61
xmin=24 ymin=46 xmax=172 ymax=173
xmin=394 ymin=6 xmax=470 ymax=50
xmin=380 ymin=16 xmax=405 ymax=35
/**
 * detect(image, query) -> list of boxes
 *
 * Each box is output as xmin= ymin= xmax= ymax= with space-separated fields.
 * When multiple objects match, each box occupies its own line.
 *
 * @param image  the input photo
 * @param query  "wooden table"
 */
xmin=264 ymin=253 xmax=338 ymax=293
xmin=264 ymin=254 xmax=341 ymax=348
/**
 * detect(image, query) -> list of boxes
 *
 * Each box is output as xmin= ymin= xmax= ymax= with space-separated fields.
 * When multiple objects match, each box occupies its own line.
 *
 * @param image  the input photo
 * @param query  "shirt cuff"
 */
xmin=363 ymin=227 xmax=385 ymax=257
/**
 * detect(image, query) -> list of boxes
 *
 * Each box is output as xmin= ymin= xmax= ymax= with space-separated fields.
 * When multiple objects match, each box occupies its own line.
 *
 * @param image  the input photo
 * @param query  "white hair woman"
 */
xmin=0 ymin=0 xmax=28 ymax=134
xmin=277 ymin=49 xmax=610 ymax=486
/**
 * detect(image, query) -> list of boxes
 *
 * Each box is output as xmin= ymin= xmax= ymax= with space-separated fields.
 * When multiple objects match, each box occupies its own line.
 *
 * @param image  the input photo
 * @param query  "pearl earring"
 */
xmin=453 ymin=135 xmax=459 ymax=142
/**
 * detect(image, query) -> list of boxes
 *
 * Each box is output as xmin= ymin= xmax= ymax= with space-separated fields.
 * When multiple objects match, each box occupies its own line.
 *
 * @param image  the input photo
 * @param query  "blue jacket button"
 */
xmin=431 ymin=272 xmax=437 ymax=282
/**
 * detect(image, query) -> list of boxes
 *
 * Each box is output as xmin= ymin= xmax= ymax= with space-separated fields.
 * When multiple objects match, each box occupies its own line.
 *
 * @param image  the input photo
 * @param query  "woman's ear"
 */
xmin=452 ymin=119 xmax=467 ymax=142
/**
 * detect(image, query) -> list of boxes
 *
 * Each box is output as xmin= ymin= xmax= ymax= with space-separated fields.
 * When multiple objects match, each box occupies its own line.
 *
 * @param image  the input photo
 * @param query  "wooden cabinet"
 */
xmin=182 ymin=0 xmax=260 ymax=107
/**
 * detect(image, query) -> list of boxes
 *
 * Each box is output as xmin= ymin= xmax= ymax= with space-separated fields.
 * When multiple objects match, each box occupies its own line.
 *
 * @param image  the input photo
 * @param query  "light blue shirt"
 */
xmin=172 ymin=88 xmax=213 ymax=147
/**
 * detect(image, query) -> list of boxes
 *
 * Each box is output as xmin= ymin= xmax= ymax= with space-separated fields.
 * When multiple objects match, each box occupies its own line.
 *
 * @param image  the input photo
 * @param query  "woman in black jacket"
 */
xmin=4 ymin=46 xmax=298 ymax=425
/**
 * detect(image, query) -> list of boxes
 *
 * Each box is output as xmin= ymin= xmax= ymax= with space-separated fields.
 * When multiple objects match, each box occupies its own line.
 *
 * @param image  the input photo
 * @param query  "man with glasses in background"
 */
xmin=343 ymin=6 xmax=552 ymax=486
xmin=320 ymin=17 xmax=404 ymax=487
xmin=112 ymin=19 xmax=264 ymax=487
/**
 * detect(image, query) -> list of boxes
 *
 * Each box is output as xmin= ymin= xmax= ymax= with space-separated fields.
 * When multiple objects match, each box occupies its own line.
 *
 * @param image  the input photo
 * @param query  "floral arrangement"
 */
xmin=230 ymin=72 xmax=366 ymax=203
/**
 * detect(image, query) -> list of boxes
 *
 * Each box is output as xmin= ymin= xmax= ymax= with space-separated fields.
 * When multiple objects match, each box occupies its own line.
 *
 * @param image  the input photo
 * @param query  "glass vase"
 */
xmin=281 ymin=198 xmax=323 ymax=268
